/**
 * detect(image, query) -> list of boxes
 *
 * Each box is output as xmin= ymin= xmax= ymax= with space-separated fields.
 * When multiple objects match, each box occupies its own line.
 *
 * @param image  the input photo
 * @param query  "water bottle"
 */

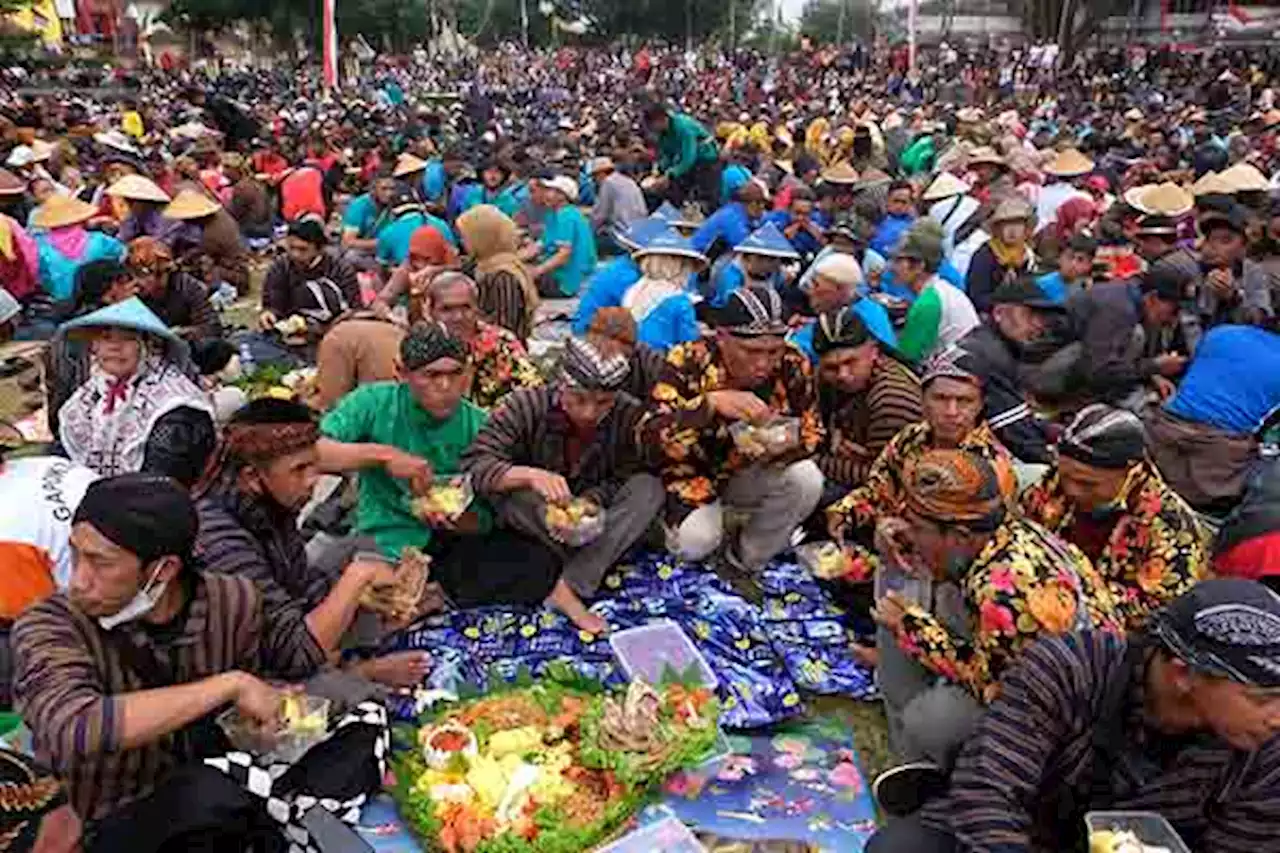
xmin=237 ymin=340 xmax=256 ymax=375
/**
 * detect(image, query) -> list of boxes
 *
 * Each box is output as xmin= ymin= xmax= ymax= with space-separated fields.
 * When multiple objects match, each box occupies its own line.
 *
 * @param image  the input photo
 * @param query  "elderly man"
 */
xmin=870 ymin=449 xmax=1120 ymax=791
xmin=788 ymin=251 xmax=896 ymax=363
xmin=868 ymin=580 xmax=1280 ymax=851
xmin=811 ymin=308 xmax=922 ymax=496
xmin=260 ymin=216 xmax=361 ymax=342
xmin=9 ymin=474 xmax=352 ymax=846
xmin=957 ymin=277 xmax=1061 ymax=463
xmin=317 ymin=323 xmax=599 ymax=632
xmin=194 ymin=398 xmax=433 ymax=687
xmin=1022 ymin=404 xmax=1206 ymax=632
xmin=588 ymin=156 xmax=646 ymax=249
xmin=642 ymin=284 xmax=825 ymax=574
xmin=462 ymin=337 xmax=664 ymax=607
xmin=425 ymin=272 xmax=542 ymax=409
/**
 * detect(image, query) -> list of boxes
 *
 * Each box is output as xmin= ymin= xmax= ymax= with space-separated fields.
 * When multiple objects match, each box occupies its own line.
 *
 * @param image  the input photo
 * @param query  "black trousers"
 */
xmin=666 ymin=159 xmax=722 ymax=211
xmin=430 ymin=528 xmax=561 ymax=609
xmin=865 ymin=815 xmax=959 ymax=853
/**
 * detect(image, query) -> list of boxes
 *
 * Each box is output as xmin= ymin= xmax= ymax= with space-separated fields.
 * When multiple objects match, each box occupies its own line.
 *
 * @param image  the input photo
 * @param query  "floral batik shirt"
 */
xmin=467 ymin=320 xmax=543 ymax=410
xmin=642 ymin=338 xmax=823 ymax=524
xmin=1021 ymin=462 xmax=1206 ymax=633
xmin=897 ymin=515 xmax=1122 ymax=702
xmin=826 ymin=421 xmax=1015 ymax=544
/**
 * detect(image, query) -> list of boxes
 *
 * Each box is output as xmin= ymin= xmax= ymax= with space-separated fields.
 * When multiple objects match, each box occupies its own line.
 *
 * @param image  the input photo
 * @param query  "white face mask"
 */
xmin=98 ymin=564 xmax=169 ymax=631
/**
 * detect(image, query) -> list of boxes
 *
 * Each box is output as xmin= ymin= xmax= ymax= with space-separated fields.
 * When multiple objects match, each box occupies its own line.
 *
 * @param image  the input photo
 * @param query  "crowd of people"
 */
xmin=0 ymin=37 xmax=1279 ymax=853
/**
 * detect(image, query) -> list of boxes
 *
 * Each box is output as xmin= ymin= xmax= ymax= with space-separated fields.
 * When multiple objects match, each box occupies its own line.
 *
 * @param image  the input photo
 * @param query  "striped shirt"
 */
xmin=461 ymin=386 xmax=653 ymax=509
xmin=476 ymin=269 xmax=532 ymax=343
xmin=817 ymin=357 xmax=922 ymax=490
xmin=921 ymin=631 xmax=1280 ymax=852
xmin=11 ymin=572 xmax=324 ymax=820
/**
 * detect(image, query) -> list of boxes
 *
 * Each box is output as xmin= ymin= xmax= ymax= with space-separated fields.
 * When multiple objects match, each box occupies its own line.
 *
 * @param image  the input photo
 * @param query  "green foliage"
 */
xmin=799 ymin=0 xmax=877 ymax=44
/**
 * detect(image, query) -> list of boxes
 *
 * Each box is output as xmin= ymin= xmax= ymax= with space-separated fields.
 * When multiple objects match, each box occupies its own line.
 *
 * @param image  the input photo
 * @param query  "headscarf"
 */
xmin=400 ymin=321 xmax=468 ymax=372
xmin=194 ymin=397 xmax=319 ymax=496
xmin=813 ymin=307 xmax=872 ymax=356
xmin=713 ymin=284 xmax=787 ymax=337
xmin=1058 ymin=403 xmax=1146 ymax=470
xmin=903 ymin=448 xmax=1007 ymax=532
xmin=1151 ymin=578 xmax=1280 ymax=688
xmin=408 ymin=224 xmax=458 ymax=266
xmin=126 ymin=235 xmax=173 ymax=275
xmin=74 ymin=472 xmax=198 ymax=563
xmin=59 ymin=337 xmax=213 ymax=478
xmin=1053 ymin=196 xmax=1099 ymax=243
xmin=455 ymin=204 xmax=539 ymax=337
xmin=558 ymin=336 xmax=630 ymax=391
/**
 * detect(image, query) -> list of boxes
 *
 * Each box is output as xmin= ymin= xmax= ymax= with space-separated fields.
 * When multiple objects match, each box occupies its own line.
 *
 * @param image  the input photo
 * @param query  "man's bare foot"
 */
xmin=547 ymin=579 xmax=610 ymax=635
xmin=352 ymin=651 xmax=433 ymax=688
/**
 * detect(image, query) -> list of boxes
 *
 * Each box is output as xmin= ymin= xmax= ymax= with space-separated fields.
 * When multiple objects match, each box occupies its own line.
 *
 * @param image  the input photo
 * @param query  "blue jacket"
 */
xmin=631 ymin=293 xmax=699 ymax=352
xmin=764 ymin=209 xmax=831 ymax=259
xmin=572 ymin=257 xmax=641 ymax=334
xmin=869 ymin=213 xmax=916 ymax=258
xmin=691 ymin=202 xmax=756 ymax=255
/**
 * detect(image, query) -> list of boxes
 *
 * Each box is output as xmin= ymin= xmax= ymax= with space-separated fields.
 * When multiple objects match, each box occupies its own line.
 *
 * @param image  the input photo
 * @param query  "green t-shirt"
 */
xmin=319 ymin=382 xmax=490 ymax=558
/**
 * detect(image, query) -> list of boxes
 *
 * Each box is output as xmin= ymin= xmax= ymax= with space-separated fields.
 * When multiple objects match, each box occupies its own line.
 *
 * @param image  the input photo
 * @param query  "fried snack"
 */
xmin=360 ymin=547 xmax=432 ymax=623
xmin=545 ymin=498 xmax=604 ymax=546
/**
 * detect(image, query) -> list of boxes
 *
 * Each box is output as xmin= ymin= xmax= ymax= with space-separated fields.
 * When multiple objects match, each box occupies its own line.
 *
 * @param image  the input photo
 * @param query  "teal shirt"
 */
xmin=341 ymin=193 xmax=381 ymax=239
xmin=319 ymin=382 xmax=492 ymax=558
xmin=657 ymin=112 xmax=719 ymax=180
xmin=375 ymin=211 xmax=458 ymax=266
xmin=540 ymin=205 xmax=597 ymax=297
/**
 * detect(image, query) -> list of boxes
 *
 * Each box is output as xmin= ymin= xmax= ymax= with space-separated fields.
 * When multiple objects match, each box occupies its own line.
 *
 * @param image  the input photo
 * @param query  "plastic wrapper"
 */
xmin=1084 ymin=811 xmax=1191 ymax=853
xmin=729 ymin=417 xmax=801 ymax=457
xmin=545 ymin=498 xmax=605 ymax=547
xmin=217 ymin=694 xmax=331 ymax=764
xmin=412 ymin=473 xmax=474 ymax=520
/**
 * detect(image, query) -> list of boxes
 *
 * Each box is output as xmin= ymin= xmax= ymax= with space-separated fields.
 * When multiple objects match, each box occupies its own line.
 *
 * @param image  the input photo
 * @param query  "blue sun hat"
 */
xmin=734 ymin=221 xmax=801 ymax=260
xmin=60 ymin=296 xmax=186 ymax=359
xmin=654 ymin=201 xmax=682 ymax=223
xmin=633 ymin=228 xmax=708 ymax=267
xmin=616 ymin=214 xmax=674 ymax=252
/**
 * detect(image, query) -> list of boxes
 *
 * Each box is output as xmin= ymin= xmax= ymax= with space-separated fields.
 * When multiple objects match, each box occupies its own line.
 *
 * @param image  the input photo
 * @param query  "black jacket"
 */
xmin=958 ymin=322 xmax=1054 ymax=463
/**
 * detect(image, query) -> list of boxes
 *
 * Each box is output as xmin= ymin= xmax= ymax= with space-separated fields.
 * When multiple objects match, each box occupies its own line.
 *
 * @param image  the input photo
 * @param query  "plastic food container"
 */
xmin=728 ymin=417 xmax=800 ymax=457
xmin=545 ymin=498 xmax=606 ymax=547
xmin=796 ymin=540 xmax=855 ymax=580
xmin=874 ymin=563 xmax=932 ymax=608
xmin=413 ymin=473 xmax=474 ymax=520
xmin=1083 ymin=811 xmax=1191 ymax=853
xmin=217 ymin=694 xmax=331 ymax=765
xmin=596 ymin=815 xmax=707 ymax=853
xmin=610 ymin=620 xmax=717 ymax=689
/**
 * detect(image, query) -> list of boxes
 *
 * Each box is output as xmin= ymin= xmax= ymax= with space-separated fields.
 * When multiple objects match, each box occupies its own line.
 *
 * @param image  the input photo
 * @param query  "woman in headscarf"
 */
xmin=456 ymin=203 xmax=539 ymax=342
xmin=32 ymin=195 xmax=125 ymax=304
xmin=57 ymin=296 xmax=215 ymax=486
xmin=619 ymin=229 xmax=702 ymax=352
xmin=1034 ymin=195 xmax=1098 ymax=270
xmin=1021 ymin=404 xmax=1206 ymax=631
xmin=374 ymin=223 xmax=460 ymax=323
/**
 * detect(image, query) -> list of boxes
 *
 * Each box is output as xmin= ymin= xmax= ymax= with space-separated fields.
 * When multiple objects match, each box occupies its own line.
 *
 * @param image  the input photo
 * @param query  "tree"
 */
xmin=1006 ymin=0 xmax=1130 ymax=59
xmin=799 ymin=0 xmax=876 ymax=44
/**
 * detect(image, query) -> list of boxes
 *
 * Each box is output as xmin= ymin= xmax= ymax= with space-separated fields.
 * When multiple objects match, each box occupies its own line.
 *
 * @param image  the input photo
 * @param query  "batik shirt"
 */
xmin=643 ymin=338 xmax=823 ymax=523
xmin=826 ymin=421 xmax=1015 ymax=543
xmin=1021 ymin=463 xmax=1206 ymax=633
xmin=467 ymin=320 xmax=543 ymax=410
xmin=898 ymin=515 xmax=1122 ymax=702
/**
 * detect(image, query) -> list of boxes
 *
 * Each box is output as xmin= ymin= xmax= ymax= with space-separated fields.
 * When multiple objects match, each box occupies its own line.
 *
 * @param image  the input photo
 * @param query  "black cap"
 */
xmin=1199 ymin=203 xmax=1249 ymax=237
xmin=1139 ymin=266 xmax=1195 ymax=305
xmin=1065 ymin=233 xmax=1099 ymax=255
xmin=990 ymin=276 xmax=1065 ymax=311
xmin=1134 ymin=214 xmax=1179 ymax=237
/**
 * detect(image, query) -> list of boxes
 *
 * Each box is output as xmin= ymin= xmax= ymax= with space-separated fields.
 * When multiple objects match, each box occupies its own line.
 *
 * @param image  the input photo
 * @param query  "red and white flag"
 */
xmin=323 ymin=0 xmax=339 ymax=90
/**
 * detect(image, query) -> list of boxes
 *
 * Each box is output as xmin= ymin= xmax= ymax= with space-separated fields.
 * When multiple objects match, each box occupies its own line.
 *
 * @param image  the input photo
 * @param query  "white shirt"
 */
xmin=0 ymin=456 xmax=98 ymax=589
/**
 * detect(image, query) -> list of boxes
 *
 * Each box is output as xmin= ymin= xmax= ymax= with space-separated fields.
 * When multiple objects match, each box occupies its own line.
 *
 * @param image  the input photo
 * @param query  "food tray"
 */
xmin=728 ymin=417 xmax=800 ymax=457
xmin=796 ymin=540 xmax=854 ymax=580
xmin=545 ymin=498 xmax=606 ymax=547
xmin=1084 ymin=811 xmax=1191 ymax=853
xmin=596 ymin=815 xmax=707 ymax=853
xmin=217 ymin=694 xmax=331 ymax=765
xmin=610 ymin=619 xmax=717 ymax=689
xmin=413 ymin=473 xmax=474 ymax=520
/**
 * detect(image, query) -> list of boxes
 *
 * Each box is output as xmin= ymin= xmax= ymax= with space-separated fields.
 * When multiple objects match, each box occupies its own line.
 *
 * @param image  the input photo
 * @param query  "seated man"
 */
xmin=1023 ymin=403 xmax=1205 ymax=632
xmin=642 ymin=284 xmax=825 ymax=573
xmin=194 ymin=398 xmax=433 ymax=687
xmin=1147 ymin=322 xmax=1280 ymax=512
xmin=260 ymin=216 xmax=361 ymax=345
xmin=871 ymin=449 xmax=1120 ymax=786
xmin=812 ymin=307 xmax=922 ymax=496
xmin=957 ymin=277 xmax=1061 ymax=464
xmin=826 ymin=346 xmax=1016 ymax=581
xmin=317 ymin=323 xmax=600 ymax=631
xmin=426 ymin=272 xmax=542 ymax=409
xmin=314 ymin=311 xmax=406 ymax=410
xmin=707 ymin=221 xmax=800 ymax=310
xmin=868 ymin=579 xmax=1280 ymax=852
xmin=462 ymin=336 xmax=664 ymax=610
xmin=10 ymin=474 xmax=348 ymax=846
xmin=787 ymin=251 xmax=897 ymax=363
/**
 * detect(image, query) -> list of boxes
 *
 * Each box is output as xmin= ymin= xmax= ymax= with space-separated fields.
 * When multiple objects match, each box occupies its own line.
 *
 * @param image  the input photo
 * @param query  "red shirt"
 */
xmin=280 ymin=166 xmax=326 ymax=221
